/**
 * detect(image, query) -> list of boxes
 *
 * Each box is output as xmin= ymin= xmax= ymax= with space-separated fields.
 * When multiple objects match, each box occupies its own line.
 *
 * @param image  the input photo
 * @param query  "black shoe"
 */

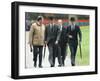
xmin=62 ymin=63 xmax=65 ymax=66
xmin=58 ymin=64 xmax=62 ymax=67
xmin=34 ymin=62 xmax=37 ymax=68
xmin=34 ymin=64 xmax=36 ymax=68
xmin=39 ymin=65 xmax=43 ymax=68
xmin=72 ymin=63 xmax=75 ymax=66
xmin=51 ymin=65 xmax=54 ymax=67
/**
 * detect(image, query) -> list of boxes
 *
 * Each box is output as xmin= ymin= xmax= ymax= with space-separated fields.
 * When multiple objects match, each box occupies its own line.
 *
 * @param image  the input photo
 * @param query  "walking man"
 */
xmin=29 ymin=16 xmax=45 ymax=68
xmin=45 ymin=16 xmax=61 ymax=67
xmin=57 ymin=19 xmax=68 ymax=66
xmin=67 ymin=17 xmax=82 ymax=66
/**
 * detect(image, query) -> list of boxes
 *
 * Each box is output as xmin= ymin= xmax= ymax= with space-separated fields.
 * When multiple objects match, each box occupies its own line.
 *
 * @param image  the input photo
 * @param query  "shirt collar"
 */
xmin=50 ymin=23 xmax=54 ymax=26
xmin=71 ymin=23 xmax=75 ymax=27
xmin=36 ymin=22 xmax=42 ymax=26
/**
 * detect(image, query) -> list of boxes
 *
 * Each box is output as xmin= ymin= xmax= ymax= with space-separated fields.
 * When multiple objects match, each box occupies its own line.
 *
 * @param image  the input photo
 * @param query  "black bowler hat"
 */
xmin=70 ymin=17 xmax=75 ymax=22
xmin=48 ymin=16 xmax=54 ymax=20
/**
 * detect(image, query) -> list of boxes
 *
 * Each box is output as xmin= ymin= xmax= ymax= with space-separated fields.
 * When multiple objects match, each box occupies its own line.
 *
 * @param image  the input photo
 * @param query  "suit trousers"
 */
xmin=69 ymin=41 xmax=78 ymax=66
xmin=53 ymin=44 xmax=62 ymax=66
xmin=60 ymin=44 xmax=67 ymax=66
xmin=48 ymin=44 xmax=54 ymax=66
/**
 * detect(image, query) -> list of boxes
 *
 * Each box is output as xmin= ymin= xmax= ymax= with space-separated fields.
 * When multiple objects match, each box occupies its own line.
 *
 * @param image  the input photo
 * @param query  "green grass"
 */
xmin=67 ymin=26 xmax=90 ymax=66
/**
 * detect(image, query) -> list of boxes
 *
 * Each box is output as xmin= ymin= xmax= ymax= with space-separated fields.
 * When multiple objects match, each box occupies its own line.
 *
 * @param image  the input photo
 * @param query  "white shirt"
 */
xmin=50 ymin=23 xmax=54 ymax=27
xmin=71 ymin=24 xmax=75 ymax=31
xmin=59 ymin=25 xmax=62 ymax=31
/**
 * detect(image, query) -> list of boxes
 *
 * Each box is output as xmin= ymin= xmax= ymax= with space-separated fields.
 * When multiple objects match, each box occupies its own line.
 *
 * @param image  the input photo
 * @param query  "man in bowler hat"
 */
xmin=45 ymin=16 xmax=61 ymax=67
xmin=67 ymin=17 xmax=82 ymax=66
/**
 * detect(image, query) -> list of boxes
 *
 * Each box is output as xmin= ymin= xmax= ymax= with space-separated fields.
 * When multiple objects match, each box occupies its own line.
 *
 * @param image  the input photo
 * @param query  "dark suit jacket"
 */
xmin=66 ymin=25 xmax=82 ymax=44
xmin=45 ymin=24 xmax=60 ymax=45
xmin=58 ymin=26 xmax=68 ymax=46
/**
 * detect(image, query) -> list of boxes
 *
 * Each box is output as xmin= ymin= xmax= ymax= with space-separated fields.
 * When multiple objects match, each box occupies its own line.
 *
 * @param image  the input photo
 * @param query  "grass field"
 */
xmin=67 ymin=26 xmax=90 ymax=66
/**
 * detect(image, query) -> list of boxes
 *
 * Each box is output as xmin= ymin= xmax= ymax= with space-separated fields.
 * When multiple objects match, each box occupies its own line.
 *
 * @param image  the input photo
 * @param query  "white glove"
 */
xmin=69 ymin=35 xmax=73 ymax=38
xmin=55 ymin=41 xmax=58 ymax=44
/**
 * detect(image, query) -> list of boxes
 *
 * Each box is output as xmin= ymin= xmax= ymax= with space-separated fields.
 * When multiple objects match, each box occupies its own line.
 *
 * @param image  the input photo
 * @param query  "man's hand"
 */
xmin=28 ymin=41 xmax=33 ymax=52
xmin=55 ymin=41 xmax=58 ymax=45
xmin=68 ymin=35 xmax=73 ymax=38
xmin=30 ymin=44 xmax=33 ymax=52
xmin=29 ymin=42 xmax=32 ymax=52
xmin=43 ymin=41 xmax=47 ymax=47
xmin=44 ymin=41 xmax=47 ymax=44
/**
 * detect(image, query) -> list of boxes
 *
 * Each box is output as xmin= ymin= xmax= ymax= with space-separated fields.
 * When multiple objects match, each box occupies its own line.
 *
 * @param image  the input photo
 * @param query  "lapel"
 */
xmin=48 ymin=24 xmax=53 ymax=33
xmin=48 ymin=24 xmax=51 ymax=33
xmin=52 ymin=24 xmax=55 ymax=32
xmin=62 ymin=26 xmax=64 ymax=31
xmin=69 ymin=25 xmax=76 ymax=32
xmin=61 ymin=26 xmax=66 ymax=34
xmin=68 ymin=25 xmax=71 ymax=32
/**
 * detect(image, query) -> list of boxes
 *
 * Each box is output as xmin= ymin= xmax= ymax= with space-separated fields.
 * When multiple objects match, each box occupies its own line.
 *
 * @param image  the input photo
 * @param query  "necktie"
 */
xmin=71 ymin=25 xmax=75 ymax=31
xmin=51 ymin=24 xmax=54 ymax=32
xmin=50 ymin=24 xmax=53 ymax=32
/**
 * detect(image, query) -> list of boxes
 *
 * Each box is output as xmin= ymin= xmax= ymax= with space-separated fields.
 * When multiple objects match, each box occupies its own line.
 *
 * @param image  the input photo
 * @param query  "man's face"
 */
xmin=39 ymin=18 xmax=43 ymax=24
xmin=71 ymin=21 xmax=75 ymax=25
xmin=49 ymin=19 xmax=54 ymax=24
xmin=58 ymin=20 xmax=62 ymax=25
